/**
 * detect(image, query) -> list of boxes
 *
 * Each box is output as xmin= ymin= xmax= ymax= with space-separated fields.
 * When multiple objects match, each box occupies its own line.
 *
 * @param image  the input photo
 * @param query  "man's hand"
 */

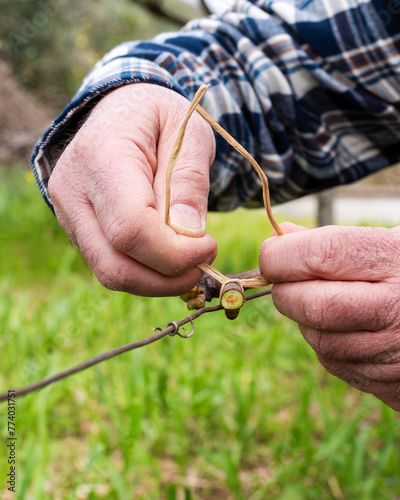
xmin=48 ymin=84 xmax=217 ymax=296
xmin=260 ymin=222 xmax=400 ymax=411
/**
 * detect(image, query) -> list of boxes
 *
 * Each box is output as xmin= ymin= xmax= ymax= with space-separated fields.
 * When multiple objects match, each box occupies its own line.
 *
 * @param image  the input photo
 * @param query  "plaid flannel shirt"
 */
xmin=32 ymin=0 xmax=400 ymax=211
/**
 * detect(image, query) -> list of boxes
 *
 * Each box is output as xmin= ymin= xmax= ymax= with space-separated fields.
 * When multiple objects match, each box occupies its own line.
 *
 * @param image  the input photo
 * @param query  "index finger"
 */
xmin=88 ymin=158 xmax=216 ymax=277
xmin=260 ymin=225 xmax=399 ymax=283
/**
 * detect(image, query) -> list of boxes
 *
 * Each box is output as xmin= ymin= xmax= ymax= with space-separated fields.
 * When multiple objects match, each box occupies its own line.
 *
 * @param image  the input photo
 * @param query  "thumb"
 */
xmin=169 ymin=203 xmax=206 ymax=237
xmin=259 ymin=222 xmax=308 ymax=282
xmin=273 ymin=221 xmax=308 ymax=235
xmin=154 ymin=95 xmax=216 ymax=237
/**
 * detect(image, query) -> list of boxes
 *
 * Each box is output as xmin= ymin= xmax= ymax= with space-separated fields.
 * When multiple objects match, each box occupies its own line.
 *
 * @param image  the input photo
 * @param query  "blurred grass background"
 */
xmin=1 ymin=0 xmax=400 ymax=498
xmin=0 ymin=168 xmax=399 ymax=500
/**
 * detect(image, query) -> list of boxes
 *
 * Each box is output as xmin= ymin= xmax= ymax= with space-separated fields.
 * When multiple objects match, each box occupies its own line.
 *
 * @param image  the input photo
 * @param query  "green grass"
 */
xmin=0 ymin=167 xmax=399 ymax=500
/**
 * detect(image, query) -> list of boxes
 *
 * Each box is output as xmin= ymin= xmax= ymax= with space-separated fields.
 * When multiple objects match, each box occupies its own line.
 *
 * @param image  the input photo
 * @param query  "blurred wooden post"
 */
xmin=317 ymin=190 xmax=334 ymax=226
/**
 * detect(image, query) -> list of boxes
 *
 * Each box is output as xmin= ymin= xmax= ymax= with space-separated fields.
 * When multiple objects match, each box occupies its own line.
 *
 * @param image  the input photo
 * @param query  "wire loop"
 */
xmin=167 ymin=319 xmax=195 ymax=338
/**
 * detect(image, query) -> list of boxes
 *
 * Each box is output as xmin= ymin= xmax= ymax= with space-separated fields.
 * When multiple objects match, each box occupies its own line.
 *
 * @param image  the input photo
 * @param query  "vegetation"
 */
xmin=0 ymin=167 xmax=399 ymax=499
xmin=1 ymin=3 xmax=399 ymax=497
xmin=0 ymin=0 xmax=200 ymax=109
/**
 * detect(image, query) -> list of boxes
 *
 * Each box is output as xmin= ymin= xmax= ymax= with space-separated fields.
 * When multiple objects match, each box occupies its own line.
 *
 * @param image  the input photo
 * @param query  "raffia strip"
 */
xmin=165 ymin=85 xmax=209 ymax=226
xmin=195 ymin=104 xmax=283 ymax=237
xmin=165 ymin=84 xmax=284 ymax=288
xmin=196 ymin=263 xmax=271 ymax=288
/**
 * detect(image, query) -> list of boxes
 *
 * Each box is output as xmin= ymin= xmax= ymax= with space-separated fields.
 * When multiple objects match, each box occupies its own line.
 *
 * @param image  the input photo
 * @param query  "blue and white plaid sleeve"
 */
xmin=32 ymin=0 xmax=400 ymax=211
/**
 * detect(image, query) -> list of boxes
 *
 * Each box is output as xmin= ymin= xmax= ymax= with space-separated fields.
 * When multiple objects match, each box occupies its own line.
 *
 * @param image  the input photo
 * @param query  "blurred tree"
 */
xmin=134 ymin=0 xmax=188 ymax=25
xmin=0 ymin=0 xmax=200 ymax=109
xmin=0 ymin=60 xmax=51 ymax=164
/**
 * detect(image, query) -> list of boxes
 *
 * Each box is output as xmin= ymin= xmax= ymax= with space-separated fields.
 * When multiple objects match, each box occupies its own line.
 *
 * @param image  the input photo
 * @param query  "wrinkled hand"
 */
xmin=49 ymin=84 xmax=217 ymax=296
xmin=260 ymin=222 xmax=400 ymax=411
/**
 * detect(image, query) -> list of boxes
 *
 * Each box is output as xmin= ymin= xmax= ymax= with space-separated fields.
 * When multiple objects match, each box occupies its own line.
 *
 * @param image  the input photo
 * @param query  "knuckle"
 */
xmin=306 ymin=228 xmax=344 ymax=277
xmin=302 ymin=328 xmax=323 ymax=353
xmin=106 ymin=216 xmax=143 ymax=254
xmin=95 ymin=259 xmax=129 ymax=293
xmin=69 ymin=124 xmax=106 ymax=163
xmin=172 ymin=160 xmax=208 ymax=183
xmin=80 ymin=237 xmax=133 ymax=293
xmin=96 ymin=265 xmax=113 ymax=290
xmin=170 ymin=164 xmax=209 ymax=202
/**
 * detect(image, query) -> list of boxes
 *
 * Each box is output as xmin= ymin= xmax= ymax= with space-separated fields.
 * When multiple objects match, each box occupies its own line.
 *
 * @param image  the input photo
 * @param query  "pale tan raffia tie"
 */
xmin=165 ymin=84 xmax=284 ymax=290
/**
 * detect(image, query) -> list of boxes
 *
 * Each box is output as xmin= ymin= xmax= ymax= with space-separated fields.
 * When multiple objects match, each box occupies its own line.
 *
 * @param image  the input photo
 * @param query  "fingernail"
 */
xmin=169 ymin=203 xmax=205 ymax=237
